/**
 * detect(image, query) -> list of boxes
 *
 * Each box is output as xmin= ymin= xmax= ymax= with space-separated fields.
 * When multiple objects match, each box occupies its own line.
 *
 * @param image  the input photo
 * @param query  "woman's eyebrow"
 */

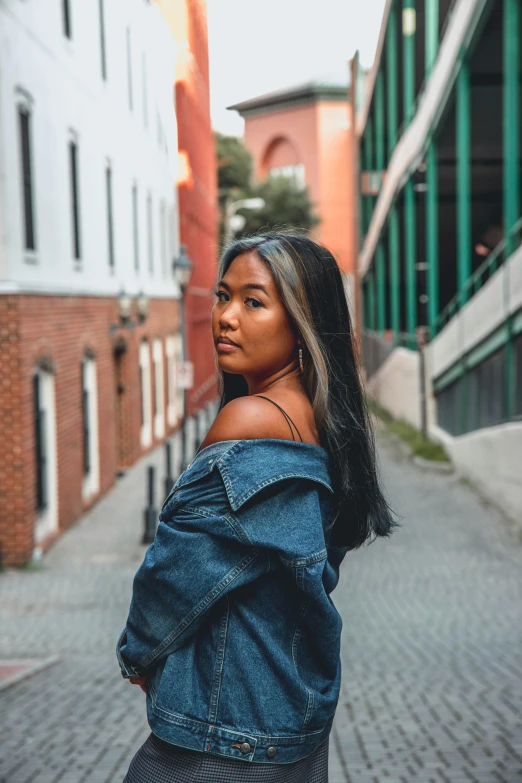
xmin=217 ymin=280 xmax=271 ymax=297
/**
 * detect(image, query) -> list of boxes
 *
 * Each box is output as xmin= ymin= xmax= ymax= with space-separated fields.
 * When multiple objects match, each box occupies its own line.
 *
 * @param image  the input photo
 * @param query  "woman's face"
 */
xmin=212 ymin=251 xmax=299 ymax=382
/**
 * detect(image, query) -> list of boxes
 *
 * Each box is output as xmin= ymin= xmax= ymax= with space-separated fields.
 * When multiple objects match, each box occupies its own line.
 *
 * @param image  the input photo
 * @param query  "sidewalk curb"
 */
xmin=387 ymin=432 xmax=454 ymax=474
xmin=0 ymin=655 xmax=60 ymax=693
xmin=412 ymin=455 xmax=454 ymax=474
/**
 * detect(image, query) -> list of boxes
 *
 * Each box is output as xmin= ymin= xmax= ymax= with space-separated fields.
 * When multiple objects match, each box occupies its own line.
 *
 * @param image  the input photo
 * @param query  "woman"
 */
xmin=117 ymin=232 xmax=396 ymax=782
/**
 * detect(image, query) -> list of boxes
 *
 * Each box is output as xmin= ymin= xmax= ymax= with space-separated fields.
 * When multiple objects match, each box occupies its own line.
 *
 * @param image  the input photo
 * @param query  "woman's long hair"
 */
xmin=215 ymin=231 xmax=397 ymax=550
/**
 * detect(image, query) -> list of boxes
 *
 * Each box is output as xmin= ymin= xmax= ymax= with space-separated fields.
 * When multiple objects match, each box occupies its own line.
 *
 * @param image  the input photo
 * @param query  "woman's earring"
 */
xmin=298 ymin=347 xmax=304 ymax=373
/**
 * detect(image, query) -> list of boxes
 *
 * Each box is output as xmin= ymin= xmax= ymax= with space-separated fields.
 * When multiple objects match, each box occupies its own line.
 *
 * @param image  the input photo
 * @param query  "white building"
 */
xmin=0 ymin=0 xmax=190 ymax=565
xmin=0 ymin=0 xmax=181 ymax=298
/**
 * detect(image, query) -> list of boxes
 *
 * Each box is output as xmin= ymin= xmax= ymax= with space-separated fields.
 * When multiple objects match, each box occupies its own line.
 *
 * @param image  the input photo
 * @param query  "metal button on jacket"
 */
xmin=240 ymin=742 xmax=251 ymax=754
xmin=266 ymin=746 xmax=277 ymax=759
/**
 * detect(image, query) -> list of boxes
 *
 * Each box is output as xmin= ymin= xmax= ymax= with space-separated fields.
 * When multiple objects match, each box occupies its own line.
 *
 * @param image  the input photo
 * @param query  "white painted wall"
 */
xmin=367 ymin=342 xmax=522 ymax=524
xmin=366 ymin=346 xmax=422 ymax=428
xmin=430 ymin=246 xmax=522 ymax=379
xmin=0 ymin=0 xmax=180 ymax=299
xmin=431 ymin=422 xmax=522 ymax=526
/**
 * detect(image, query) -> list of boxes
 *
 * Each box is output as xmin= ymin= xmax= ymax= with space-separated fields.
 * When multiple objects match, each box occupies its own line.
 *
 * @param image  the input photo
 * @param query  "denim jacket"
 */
xmin=116 ymin=438 xmax=348 ymax=764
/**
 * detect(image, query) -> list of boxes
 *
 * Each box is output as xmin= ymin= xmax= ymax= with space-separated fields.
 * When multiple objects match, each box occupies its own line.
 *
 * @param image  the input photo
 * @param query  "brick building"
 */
xmin=0 ymin=0 xmax=217 ymax=566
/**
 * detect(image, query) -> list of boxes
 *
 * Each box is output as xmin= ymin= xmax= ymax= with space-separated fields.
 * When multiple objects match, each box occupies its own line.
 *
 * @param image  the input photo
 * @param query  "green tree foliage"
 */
xmin=215 ymin=132 xmax=252 ymax=194
xmin=215 ymin=132 xmax=320 ymax=242
xmin=234 ymin=177 xmax=321 ymax=237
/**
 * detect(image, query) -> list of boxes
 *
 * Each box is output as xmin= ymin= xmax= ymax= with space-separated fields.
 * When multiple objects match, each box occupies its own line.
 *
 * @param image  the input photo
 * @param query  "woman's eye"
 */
xmin=213 ymin=290 xmax=262 ymax=308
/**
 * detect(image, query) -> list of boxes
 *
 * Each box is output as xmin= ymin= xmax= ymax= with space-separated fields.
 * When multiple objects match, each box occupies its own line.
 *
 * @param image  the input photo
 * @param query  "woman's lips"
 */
xmin=216 ymin=341 xmax=240 ymax=352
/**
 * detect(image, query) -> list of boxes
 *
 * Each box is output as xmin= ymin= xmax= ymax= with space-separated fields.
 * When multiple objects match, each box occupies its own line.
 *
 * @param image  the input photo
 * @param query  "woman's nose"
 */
xmin=219 ymin=305 xmax=239 ymax=329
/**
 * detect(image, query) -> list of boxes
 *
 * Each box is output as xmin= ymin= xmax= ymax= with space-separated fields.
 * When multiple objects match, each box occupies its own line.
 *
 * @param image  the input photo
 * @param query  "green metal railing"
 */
xmin=435 ymin=217 xmax=522 ymax=332
xmin=396 ymin=332 xmax=419 ymax=351
xmin=362 ymin=0 xmax=521 ymax=346
xmin=387 ymin=0 xmax=459 ymax=154
xmin=360 ymin=0 xmax=458 ymax=238
xmin=363 ymin=214 xmax=522 ymax=347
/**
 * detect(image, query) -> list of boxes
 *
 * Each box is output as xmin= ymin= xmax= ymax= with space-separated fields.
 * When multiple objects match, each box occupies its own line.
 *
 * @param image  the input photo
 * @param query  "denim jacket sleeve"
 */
xmin=116 ymin=502 xmax=270 ymax=678
xmin=116 ymin=440 xmax=334 ymax=679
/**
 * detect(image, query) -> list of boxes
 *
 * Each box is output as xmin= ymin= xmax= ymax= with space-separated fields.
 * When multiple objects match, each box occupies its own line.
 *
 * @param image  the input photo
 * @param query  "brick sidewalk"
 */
xmin=1 ymin=434 xmax=521 ymax=782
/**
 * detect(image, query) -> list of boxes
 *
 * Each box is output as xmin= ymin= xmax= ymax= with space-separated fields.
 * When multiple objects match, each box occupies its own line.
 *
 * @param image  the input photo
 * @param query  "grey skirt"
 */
xmin=123 ymin=732 xmax=329 ymax=783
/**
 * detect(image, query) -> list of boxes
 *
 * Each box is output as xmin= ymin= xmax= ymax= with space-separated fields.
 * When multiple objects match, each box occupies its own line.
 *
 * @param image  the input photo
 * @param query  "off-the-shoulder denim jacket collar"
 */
xmin=168 ymin=438 xmax=333 ymax=512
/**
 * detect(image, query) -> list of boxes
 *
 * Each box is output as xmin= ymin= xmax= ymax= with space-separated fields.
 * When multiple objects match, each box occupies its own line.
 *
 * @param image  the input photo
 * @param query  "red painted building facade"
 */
xmin=159 ymin=0 xmax=219 ymax=416
xmin=229 ymin=81 xmax=356 ymax=282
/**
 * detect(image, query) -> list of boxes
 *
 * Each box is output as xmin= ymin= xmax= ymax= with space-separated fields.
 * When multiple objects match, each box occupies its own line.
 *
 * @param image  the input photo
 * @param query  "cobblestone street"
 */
xmin=1 ymin=433 xmax=521 ymax=783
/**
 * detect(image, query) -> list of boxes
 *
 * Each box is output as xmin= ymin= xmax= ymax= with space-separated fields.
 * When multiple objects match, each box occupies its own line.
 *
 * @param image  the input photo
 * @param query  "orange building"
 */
xmin=229 ymin=80 xmax=356 ymax=285
xmin=157 ymin=0 xmax=218 ymax=415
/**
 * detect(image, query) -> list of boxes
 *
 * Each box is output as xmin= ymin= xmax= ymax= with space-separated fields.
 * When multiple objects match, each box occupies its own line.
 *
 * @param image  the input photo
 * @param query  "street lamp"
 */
xmin=172 ymin=244 xmax=193 ymax=474
xmin=110 ymin=290 xmax=149 ymax=334
xmin=224 ymin=197 xmax=265 ymax=246
xmin=172 ymin=243 xmax=192 ymax=289
xmin=118 ymin=290 xmax=133 ymax=324
xmin=136 ymin=291 xmax=150 ymax=323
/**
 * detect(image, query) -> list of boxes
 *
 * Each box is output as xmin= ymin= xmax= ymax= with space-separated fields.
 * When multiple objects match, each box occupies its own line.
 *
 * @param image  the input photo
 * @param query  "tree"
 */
xmin=215 ymin=132 xmax=252 ymax=194
xmin=215 ymin=132 xmax=320 ymax=242
xmin=234 ymin=176 xmax=320 ymax=238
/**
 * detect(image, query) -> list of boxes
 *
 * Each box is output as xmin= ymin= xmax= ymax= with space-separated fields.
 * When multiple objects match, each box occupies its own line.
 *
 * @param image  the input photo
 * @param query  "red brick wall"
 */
xmin=0 ymin=296 xmax=29 ymax=565
xmin=0 ymin=293 xmax=180 ymax=566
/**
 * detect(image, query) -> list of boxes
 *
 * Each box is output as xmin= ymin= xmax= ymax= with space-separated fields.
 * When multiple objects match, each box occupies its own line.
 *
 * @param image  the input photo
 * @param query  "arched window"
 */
xmin=262 ymin=137 xmax=305 ymax=188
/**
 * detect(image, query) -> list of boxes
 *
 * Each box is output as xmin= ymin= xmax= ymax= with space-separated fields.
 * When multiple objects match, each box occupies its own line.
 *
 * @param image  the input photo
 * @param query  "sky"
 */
xmin=207 ymin=0 xmax=387 ymax=136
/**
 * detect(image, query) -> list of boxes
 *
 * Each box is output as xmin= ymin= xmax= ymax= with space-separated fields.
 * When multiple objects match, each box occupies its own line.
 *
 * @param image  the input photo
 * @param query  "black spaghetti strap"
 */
xmin=253 ymin=395 xmax=304 ymax=443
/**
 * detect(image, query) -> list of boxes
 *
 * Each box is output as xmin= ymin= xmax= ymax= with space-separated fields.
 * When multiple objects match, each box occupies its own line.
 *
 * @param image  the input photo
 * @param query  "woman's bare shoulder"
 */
xmin=199 ymin=396 xmax=296 ymax=450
